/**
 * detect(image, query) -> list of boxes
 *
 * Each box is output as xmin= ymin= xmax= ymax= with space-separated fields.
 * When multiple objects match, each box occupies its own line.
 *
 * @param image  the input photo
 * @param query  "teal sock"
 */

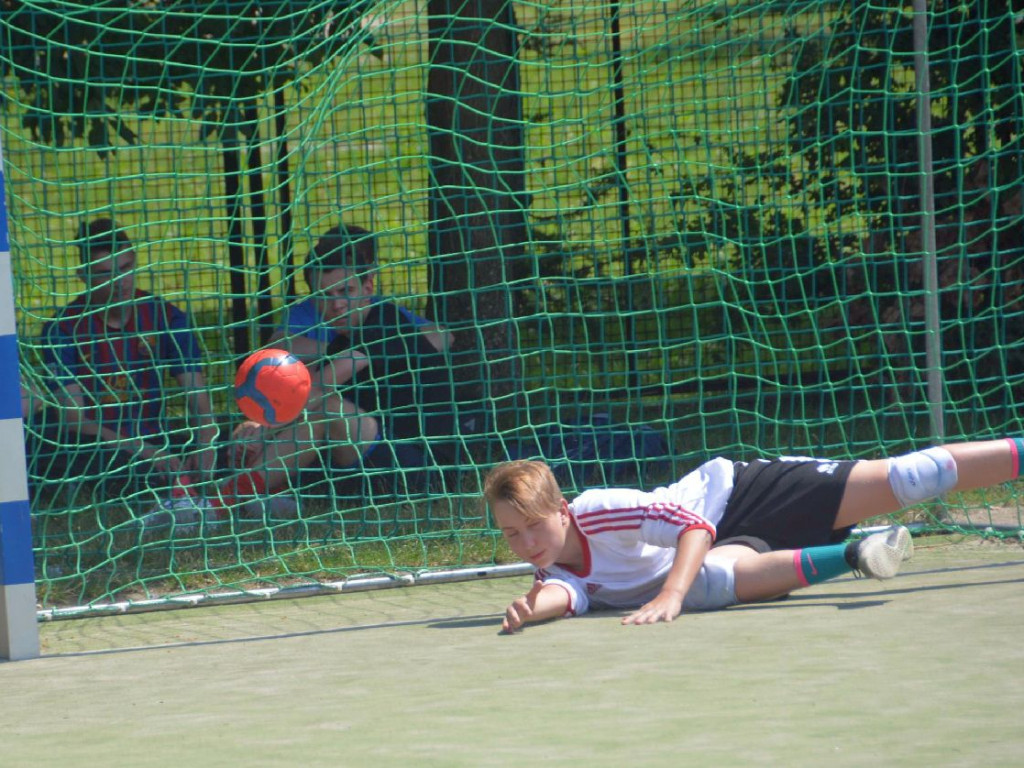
xmin=793 ymin=543 xmax=855 ymax=587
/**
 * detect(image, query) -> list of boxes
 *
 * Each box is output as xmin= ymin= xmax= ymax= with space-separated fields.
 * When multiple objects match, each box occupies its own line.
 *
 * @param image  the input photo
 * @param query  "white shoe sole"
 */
xmin=858 ymin=525 xmax=913 ymax=580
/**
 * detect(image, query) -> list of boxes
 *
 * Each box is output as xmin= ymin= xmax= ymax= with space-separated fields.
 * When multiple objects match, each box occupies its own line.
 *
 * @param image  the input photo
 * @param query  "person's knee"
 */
xmin=327 ymin=406 xmax=378 ymax=445
xmin=356 ymin=414 xmax=380 ymax=444
xmin=887 ymin=447 xmax=958 ymax=507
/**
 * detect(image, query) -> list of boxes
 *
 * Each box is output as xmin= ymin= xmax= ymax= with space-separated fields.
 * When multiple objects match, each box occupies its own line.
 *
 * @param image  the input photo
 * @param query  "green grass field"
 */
xmin=3 ymin=536 xmax=1023 ymax=767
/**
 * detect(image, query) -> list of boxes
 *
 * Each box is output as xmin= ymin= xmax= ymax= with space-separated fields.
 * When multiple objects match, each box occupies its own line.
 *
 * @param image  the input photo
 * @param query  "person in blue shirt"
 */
xmin=220 ymin=224 xmax=460 ymax=506
xmin=269 ymin=278 xmax=436 ymax=366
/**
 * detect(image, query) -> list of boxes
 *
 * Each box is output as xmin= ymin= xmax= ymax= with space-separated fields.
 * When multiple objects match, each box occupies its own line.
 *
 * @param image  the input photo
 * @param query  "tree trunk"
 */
xmin=426 ymin=0 xmax=528 ymax=433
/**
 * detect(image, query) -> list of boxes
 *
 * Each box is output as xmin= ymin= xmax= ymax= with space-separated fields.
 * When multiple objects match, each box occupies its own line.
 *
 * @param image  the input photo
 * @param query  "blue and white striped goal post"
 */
xmin=0 ymin=135 xmax=40 ymax=661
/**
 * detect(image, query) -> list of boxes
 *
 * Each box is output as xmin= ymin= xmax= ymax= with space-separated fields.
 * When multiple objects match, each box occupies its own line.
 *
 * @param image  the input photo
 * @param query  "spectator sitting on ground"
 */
xmin=30 ymin=218 xmax=219 ymax=494
xmin=192 ymin=223 xmax=460 ymax=516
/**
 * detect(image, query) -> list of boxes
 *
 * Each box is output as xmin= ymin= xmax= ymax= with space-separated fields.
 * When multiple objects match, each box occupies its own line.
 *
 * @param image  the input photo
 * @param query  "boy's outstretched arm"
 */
xmin=502 ymin=579 xmax=571 ymax=634
xmin=622 ymin=527 xmax=713 ymax=625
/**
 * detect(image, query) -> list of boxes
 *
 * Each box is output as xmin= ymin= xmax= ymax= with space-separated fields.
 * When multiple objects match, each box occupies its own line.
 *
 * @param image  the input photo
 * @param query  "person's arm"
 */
xmin=267 ymin=329 xmax=329 ymax=365
xmin=419 ymin=324 xmax=453 ymax=354
xmin=312 ymin=350 xmax=369 ymax=391
xmin=621 ymin=526 xmax=713 ymax=625
xmin=54 ymin=380 xmax=183 ymax=475
xmin=176 ymin=370 xmax=220 ymax=479
xmin=288 ymin=350 xmax=370 ymax=427
xmin=227 ymin=419 xmax=266 ymax=469
xmin=20 ymin=375 xmax=45 ymax=420
xmin=502 ymin=579 xmax=571 ymax=634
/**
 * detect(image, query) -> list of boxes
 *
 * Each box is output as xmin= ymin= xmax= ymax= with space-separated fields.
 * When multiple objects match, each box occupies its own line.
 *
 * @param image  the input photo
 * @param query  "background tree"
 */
xmin=777 ymin=0 xmax=1024 ymax=403
xmin=425 ymin=0 xmax=528 ymax=434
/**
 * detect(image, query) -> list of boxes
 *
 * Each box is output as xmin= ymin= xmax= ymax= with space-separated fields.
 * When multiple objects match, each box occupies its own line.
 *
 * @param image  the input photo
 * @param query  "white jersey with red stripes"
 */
xmin=536 ymin=457 xmax=738 ymax=615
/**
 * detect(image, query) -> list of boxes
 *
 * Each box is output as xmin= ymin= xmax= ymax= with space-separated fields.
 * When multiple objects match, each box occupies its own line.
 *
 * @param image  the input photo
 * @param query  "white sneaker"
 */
xmin=138 ymin=496 xmax=223 ymax=536
xmin=241 ymin=495 xmax=299 ymax=521
xmin=854 ymin=525 xmax=913 ymax=580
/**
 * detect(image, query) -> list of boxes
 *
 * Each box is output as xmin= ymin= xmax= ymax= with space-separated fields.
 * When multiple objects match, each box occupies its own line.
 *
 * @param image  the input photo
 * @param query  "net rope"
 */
xmin=1 ymin=0 xmax=1021 ymax=612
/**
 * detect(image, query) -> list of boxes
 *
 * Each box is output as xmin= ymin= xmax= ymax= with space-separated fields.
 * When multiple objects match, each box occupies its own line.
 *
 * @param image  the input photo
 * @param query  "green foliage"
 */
xmin=521 ymin=0 xmax=1022 ymax=409
xmin=0 ymin=0 xmax=380 ymax=150
xmin=779 ymin=0 xmax=1024 ymax=406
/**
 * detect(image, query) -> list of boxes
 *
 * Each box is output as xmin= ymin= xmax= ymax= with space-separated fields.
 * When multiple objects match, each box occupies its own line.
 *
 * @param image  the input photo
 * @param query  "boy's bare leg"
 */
xmin=833 ymin=440 xmax=1018 ymax=530
xmin=252 ymin=418 xmax=323 ymax=490
xmin=327 ymin=398 xmax=378 ymax=467
xmin=716 ymin=529 xmax=912 ymax=605
xmin=230 ymin=394 xmax=371 ymax=493
xmin=712 ymin=545 xmax=803 ymax=603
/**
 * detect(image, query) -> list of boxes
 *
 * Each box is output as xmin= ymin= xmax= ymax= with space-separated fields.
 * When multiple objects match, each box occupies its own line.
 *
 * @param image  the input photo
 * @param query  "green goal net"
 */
xmin=1 ymin=0 xmax=1021 ymax=615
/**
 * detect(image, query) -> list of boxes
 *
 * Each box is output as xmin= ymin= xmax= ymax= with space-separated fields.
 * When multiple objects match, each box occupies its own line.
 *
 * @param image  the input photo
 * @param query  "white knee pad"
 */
xmin=682 ymin=555 xmax=738 ymax=611
xmin=887 ymin=447 xmax=958 ymax=508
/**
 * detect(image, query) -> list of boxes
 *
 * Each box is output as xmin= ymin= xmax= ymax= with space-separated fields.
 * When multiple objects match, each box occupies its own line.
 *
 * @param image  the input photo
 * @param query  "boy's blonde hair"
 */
xmin=483 ymin=460 xmax=562 ymax=520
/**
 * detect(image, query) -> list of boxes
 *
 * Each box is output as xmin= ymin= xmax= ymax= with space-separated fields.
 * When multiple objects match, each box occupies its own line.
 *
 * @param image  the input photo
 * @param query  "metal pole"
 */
xmin=609 ymin=0 xmax=640 ymax=391
xmin=0 ymin=135 xmax=41 ymax=661
xmin=913 ymin=0 xmax=945 ymax=442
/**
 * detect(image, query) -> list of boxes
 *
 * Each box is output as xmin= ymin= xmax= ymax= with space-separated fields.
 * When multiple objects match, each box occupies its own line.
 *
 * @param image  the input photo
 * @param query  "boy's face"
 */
xmin=492 ymin=498 xmax=570 ymax=569
xmin=313 ymin=267 xmax=374 ymax=333
xmin=80 ymin=247 xmax=136 ymax=305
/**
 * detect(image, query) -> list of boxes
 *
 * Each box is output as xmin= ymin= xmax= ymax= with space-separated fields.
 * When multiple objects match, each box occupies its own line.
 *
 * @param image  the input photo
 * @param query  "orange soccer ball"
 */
xmin=233 ymin=348 xmax=311 ymax=427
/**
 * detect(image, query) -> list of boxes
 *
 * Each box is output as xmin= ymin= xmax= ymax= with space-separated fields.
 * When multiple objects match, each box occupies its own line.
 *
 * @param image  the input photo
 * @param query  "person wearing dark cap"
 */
xmin=30 ymin=218 xmax=219 ymax=496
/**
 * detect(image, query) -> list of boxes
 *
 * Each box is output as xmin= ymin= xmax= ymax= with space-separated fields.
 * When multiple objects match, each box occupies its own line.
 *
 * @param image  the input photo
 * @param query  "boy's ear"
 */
xmin=559 ymin=498 xmax=570 ymax=525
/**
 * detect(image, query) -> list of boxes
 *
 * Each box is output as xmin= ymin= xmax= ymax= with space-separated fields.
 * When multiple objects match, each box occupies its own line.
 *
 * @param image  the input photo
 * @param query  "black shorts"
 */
xmin=716 ymin=457 xmax=859 ymax=550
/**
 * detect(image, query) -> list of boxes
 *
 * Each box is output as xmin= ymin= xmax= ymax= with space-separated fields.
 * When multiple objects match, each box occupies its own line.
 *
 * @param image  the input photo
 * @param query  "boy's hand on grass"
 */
xmin=501 ymin=594 xmax=534 ymax=634
xmin=501 ymin=579 xmax=546 ymax=634
xmin=622 ymin=590 xmax=684 ymax=626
